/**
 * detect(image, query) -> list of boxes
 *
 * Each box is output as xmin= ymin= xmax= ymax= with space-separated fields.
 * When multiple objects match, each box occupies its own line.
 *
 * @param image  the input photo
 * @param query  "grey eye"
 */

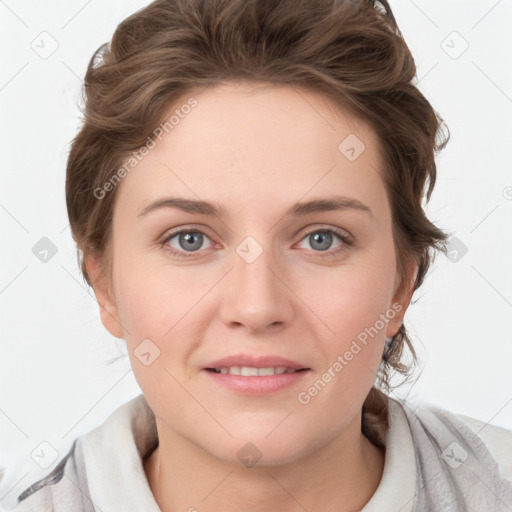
xmin=169 ymin=231 xmax=210 ymax=252
xmin=308 ymin=231 xmax=333 ymax=251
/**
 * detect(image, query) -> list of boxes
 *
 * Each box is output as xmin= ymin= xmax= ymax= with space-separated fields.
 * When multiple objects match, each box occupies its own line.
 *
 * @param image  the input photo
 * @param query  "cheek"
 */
xmin=301 ymin=255 xmax=396 ymax=396
xmin=112 ymin=257 xmax=211 ymax=381
xmin=296 ymin=265 xmax=393 ymax=422
xmin=112 ymin=267 xmax=193 ymax=394
xmin=113 ymin=252 xmax=196 ymax=338
xmin=306 ymin=260 xmax=396 ymax=340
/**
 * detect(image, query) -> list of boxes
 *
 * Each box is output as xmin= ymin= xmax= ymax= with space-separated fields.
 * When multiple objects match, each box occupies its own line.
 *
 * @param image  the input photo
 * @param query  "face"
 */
xmin=87 ymin=81 xmax=415 ymax=467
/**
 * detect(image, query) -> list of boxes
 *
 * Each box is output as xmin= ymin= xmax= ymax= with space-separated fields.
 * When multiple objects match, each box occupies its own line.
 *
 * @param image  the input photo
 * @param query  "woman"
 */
xmin=8 ymin=0 xmax=512 ymax=510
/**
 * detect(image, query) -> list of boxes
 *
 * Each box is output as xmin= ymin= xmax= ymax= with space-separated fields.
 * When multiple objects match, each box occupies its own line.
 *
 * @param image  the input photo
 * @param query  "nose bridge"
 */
xmin=235 ymin=235 xmax=277 ymax=293
xmin=222 ymin=233 xmax=292 ymax=332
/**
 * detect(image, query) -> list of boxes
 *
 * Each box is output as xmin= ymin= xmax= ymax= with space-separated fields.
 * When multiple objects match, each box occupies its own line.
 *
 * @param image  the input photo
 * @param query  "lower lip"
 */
xmin=203 ymin=369 xmax=310 ymax=394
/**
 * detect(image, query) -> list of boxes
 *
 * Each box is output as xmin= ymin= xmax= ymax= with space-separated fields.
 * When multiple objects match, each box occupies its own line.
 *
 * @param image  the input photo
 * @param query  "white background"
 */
xmin=1 ymin=0 xmax=511 ymax=508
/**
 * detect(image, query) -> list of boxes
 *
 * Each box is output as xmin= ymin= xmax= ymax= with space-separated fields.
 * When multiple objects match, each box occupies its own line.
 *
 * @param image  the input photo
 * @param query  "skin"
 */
xmin=86 ymin=80 xmax=417 ymax=512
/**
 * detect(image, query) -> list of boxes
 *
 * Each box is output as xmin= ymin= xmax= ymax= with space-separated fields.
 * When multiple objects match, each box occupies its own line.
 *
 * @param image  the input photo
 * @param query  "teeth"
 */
xmin=258 ymin=367 xmax=278 ymax=376
xmin=241 ymin=366 xmax=258 ymax=376
xmin=213 ymin=366 xmax=298 ymax=376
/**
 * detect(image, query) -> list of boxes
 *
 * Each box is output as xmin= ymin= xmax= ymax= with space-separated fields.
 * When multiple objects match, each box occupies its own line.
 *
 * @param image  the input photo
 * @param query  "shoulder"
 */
xmin=403 ymin=399 xmax=512 ymax=483
xmin=456 ymin=412 xmax=512 ymax=482
xmin=2 ymin=439 xmax=89 ymax=512
xmin=386 ymin=398 xmax=512 ymax=509
xmin=2 ymin=394 xmax=156 ymax=512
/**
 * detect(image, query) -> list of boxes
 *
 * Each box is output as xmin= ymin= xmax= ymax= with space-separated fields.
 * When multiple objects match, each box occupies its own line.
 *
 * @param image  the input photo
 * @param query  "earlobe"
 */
xmin=386 ymin=258 xmax=418 ymax=339
xmin=84 ymin=253 xmax=125 ymax=339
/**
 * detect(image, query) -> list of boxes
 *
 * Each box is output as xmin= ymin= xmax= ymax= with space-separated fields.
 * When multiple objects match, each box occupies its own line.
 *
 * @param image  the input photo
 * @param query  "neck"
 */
xmin=144 ymin=411 xmax=385 ymax=512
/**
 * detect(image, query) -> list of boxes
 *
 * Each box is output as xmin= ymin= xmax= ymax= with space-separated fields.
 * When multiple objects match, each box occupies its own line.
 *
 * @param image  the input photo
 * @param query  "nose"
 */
xmin=219 ymin=237 xmax=295 ymax=334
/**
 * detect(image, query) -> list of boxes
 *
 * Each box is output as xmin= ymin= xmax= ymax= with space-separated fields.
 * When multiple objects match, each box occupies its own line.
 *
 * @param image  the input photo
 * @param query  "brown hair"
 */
xmin=65 ymin=0 xmax=451 ymax=432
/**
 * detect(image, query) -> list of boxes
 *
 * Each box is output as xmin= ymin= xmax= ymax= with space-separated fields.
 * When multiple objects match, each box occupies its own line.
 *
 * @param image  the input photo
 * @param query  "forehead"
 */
xmin=114 ymin=81 xmax=389 ymax=221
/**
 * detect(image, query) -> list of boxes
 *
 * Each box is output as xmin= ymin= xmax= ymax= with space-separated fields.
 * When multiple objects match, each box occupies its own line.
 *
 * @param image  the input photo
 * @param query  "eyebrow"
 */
xmin=137 ymin=195 xmax=373 ymax=219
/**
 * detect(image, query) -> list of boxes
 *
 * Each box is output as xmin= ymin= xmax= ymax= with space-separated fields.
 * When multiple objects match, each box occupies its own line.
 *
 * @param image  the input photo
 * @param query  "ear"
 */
xmin=85 ymin=253 xmax=125 ymax=339
xmin=385 ymin=258 xmax=418 ymax=339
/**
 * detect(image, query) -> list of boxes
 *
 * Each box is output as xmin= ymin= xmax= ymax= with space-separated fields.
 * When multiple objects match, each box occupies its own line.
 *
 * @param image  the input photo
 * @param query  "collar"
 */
xmin=362 ymin=397 xmax=417 ymax=511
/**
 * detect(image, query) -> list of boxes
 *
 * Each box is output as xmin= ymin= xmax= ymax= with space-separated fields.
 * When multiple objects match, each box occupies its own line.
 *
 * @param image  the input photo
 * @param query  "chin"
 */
xmin=198 ymin=428 xmax=313 ymax=469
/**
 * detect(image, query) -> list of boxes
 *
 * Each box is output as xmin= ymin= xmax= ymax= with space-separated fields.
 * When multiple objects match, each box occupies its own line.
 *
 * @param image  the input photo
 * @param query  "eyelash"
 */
xmin=159 ymin=226 xmax=354 ymax=259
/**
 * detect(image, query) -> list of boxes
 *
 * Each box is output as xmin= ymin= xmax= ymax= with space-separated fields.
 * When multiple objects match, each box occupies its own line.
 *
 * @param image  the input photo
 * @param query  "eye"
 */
xmin=160 ymin=225 xmax=354 ymax=259
xmin=160 ymin=228 xmax=213 ymax=258
xmin=296 ymin=227 xmax=353 ymax=258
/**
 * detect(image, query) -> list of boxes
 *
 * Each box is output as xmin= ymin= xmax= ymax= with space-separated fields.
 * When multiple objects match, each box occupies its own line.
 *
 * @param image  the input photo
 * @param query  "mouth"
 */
xmin=203 ymin=366 xmax=311 ymax=394
xmin=205 ymin=367 xmax=310 ymax=376
xmin=202 ymin=354 xmax=311 ymax=393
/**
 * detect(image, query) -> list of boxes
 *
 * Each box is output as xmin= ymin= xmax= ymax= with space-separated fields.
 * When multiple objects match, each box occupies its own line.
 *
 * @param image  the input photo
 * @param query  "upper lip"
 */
xmin=204 ymin=354 xmax=310 ymax=370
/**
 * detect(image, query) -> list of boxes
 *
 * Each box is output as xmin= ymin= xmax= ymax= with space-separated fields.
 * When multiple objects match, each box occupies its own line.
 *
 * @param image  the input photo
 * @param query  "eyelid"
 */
xmin=298 ymin=224 xmax=354 ymax=244
xmin=159 ymin=223 xmax=214 ymax=242
xmin=159 ymin=223 xmax=353 ymax=243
